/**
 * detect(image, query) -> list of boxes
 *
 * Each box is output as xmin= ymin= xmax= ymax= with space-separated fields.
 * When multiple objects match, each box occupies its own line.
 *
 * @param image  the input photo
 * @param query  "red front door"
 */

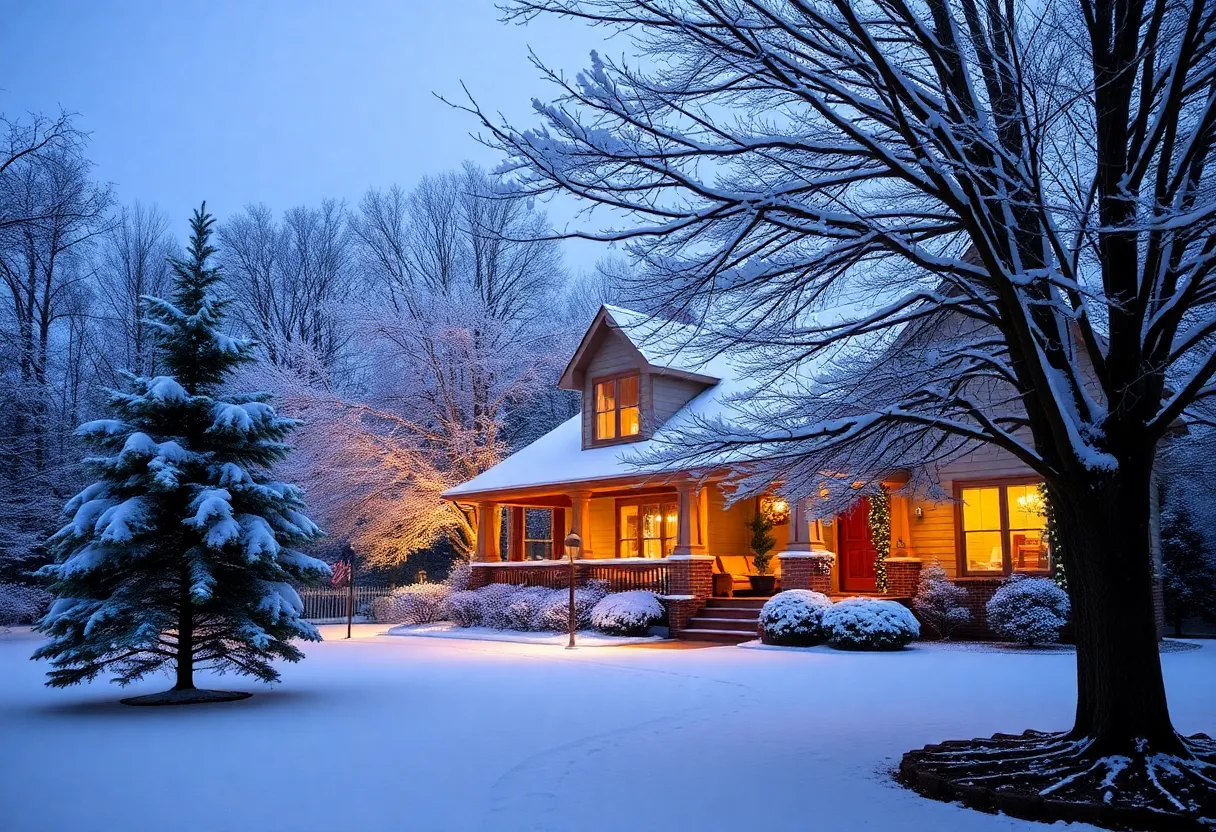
xmin=837 ymin=498 xmax=878 ymax=592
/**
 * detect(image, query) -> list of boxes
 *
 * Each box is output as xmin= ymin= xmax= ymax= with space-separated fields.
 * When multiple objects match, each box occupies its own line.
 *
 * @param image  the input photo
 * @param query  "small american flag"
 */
xmin=330 ymin=560 xmax=351 ymax=588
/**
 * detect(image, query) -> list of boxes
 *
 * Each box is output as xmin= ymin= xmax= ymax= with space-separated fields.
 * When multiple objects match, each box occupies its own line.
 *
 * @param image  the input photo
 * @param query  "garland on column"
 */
xmin=868 ymin=486 xmax=891 ymax=593
xmin=1038 ymin=483 xmax=1068 ymax=593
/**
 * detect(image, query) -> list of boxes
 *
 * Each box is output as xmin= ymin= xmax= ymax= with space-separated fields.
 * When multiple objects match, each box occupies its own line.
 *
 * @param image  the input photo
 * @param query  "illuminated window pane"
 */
xmin=596 ymin=411 xmax=616 ymax=440
xmin=961 ymin=487 xmax=1001 ymax=531
xmin=595 ymin=380 xmax=616 ymax=412
xmin=618 ymin=374 xmax=639 ymax=407
xmin=620 ymin=504 xmax=638 ymax=558
xmin=965 ymin=531 xmax=1004 ymax=572
xmin=643 ymin=538 xmax=662 ymax=558
xmin=663 ymin=503 xmax=678 ymax=541
xmin=1010 ymin=529 xmax=1049 ymax=571
xmin=620 ymin=405 xmax=640 ymax=436
xmin=1007 ymin=484 xmax=1047 ymax=531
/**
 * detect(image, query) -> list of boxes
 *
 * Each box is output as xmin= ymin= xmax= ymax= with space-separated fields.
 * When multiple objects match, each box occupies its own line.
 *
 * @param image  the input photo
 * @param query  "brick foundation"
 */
xmin=778 ymin=553 xmax=834 ymax=594
xmin=885 ymin=558 xmax=922 ymax=597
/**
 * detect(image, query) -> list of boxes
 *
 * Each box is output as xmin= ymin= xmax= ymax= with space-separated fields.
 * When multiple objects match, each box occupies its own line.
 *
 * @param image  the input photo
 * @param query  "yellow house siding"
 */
xmin=587 ymin=496 xmax=617 ymax=559
xmin=705 ymin=487 xmax=751 ymax=558
xmin=906 ymin=498 xmax=959 ymax=578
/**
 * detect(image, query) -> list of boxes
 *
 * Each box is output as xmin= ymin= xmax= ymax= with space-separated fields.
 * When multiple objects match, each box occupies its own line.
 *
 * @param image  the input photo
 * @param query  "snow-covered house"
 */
xmin=444 ymin=305 xmax=1164 ymax=641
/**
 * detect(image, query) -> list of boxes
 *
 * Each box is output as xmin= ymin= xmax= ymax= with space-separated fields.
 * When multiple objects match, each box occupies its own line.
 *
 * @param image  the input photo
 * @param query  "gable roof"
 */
xmin=446 ymin=306 xmax=756 ymax=500
xmin=557 ymin=305 xmax=721 ymax=390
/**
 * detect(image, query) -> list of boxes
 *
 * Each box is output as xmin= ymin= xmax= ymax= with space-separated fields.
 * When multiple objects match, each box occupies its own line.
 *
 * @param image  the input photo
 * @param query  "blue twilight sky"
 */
xmin=1 ymin=0 xmax=616 ymax=268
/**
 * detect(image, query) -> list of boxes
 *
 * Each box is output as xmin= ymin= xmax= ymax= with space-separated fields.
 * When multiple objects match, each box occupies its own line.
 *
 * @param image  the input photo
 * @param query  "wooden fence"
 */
xmin=299 ymin=585 xmax=392 ymax=622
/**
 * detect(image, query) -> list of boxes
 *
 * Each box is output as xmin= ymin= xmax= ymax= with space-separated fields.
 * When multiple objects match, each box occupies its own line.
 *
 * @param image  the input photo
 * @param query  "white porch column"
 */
xmin=781 ymin=497 xmax=815 ymax=552
xmin=568 ymin=490 xmax=593 ymax=559
xmin=475 ymin=502 xmax=501 ymax=562
xmin=671 ymin=483 xmax=706 ymax=557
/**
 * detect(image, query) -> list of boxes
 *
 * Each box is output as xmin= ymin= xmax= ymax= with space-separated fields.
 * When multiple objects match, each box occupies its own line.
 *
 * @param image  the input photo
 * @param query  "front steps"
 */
xmin=681 ymin=597 xmax=765 ymax=644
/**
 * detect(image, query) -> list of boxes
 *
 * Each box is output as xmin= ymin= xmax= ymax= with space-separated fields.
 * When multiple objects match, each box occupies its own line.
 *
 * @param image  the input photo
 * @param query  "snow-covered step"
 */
xmin=699 ymin=606 xmax=763 ymax=620
xmin=681 ymin=627 xmax=756 ymax=644
xmin=688 ymin=616 xmax=760 ymax=633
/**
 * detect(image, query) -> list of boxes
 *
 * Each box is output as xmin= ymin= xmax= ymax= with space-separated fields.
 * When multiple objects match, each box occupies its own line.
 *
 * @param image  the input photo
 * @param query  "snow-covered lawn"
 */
xmin=2 ymin=626 xmax=1213 ymax=832
xmin=386 ymin=621 xmax=662 ymax=646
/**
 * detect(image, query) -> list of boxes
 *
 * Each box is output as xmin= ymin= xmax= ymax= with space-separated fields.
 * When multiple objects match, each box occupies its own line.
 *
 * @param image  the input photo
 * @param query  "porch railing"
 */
xmin=472 ymin=560 xmax=670 ymax=595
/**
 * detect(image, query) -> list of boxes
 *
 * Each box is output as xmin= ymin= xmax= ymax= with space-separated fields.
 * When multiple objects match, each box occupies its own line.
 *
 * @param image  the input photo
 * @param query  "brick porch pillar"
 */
xmin=777 ymin=497 xmax=835 ymax=593
xmin=666 ymin=555 xmax=713 ymax=637
xmin=885 ymin=558 xmax=923 ymax=597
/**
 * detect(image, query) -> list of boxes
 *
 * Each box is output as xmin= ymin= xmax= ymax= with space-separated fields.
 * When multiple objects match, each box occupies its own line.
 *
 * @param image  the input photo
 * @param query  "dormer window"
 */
xmin=594 ymin=373 xmax=640 ymax=442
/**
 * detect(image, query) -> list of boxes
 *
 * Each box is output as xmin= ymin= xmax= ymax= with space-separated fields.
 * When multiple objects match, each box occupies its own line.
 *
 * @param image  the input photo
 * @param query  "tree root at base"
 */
xmin=120 ymin=688 xmax=253 ymax=706
xmin=898 ymin=730 xmax=1216 ymax=831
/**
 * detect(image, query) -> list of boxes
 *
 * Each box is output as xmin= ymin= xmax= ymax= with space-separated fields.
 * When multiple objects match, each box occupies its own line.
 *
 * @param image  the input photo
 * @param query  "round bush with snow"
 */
xmin=759 ymin=590 xmax=833 ymax=646
xmin=590 ymin=591 xmax=664 ymax=636
xmin=985 ymin=575 xmax=1071 ymax=646
xmin=372 ymin=583 xmax=451 ymax=625
xmin=821 ymin=597 xmax=920 ymax=650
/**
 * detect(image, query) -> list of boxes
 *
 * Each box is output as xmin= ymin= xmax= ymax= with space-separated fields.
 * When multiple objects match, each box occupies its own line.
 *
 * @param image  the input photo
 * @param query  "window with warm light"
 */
xmin=958 ymin=481 xmax=1049 ymax=576
xmin=618 ymin=499 xmax=677 ymax=558
xmin=593 ymin=374 xmax=640 ymax=442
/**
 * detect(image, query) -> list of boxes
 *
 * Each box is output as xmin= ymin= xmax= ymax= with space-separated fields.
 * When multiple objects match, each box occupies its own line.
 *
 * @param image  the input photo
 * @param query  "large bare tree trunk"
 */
xmin=1051 ymin=469 xmax=1180 ymax=755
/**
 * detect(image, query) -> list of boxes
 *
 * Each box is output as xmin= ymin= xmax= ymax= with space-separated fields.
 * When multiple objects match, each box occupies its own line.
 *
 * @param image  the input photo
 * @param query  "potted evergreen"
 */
xmin=746 ymin=508 xmax=778 ymax=595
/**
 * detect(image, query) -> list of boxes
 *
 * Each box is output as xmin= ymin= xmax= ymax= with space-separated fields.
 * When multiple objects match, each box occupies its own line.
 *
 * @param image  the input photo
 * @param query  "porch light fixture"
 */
xmin=563 ymin=531 xmax=582 ymax=649
xmin=762 ymin=496 xmax=790 ymax=525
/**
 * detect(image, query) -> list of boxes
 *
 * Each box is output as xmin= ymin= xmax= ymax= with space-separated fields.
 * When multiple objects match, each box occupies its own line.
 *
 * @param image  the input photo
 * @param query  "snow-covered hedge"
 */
xmin=445 ymin=560 xmax=472 ymax=591
xmin=442 ymin=589 xmax=485 ymax=627
xmin=985 ymin=575 xmax=1071 ymax=646
xmin=538 ymin=584 xmax=607 ymax=631
xmin=759 ymin=590 xmax=832 ymax=646
xmin=505 ymin=586 xmax=555 ymax=631
xmin=822 ymin=597 xmax=920 ymax=650
xmin=0 ymin=583 xmax=52 ymax=627
xmin=372 ymin=583 xmax=451 ymax=625
xmin=590 ymin=590 xmax=664 ymax=636
xmin=435 ymin=582 xmax=658 ymax=636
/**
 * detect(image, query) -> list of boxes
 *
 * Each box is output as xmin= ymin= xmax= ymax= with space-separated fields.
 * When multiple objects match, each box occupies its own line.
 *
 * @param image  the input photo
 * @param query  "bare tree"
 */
xmin=219 ymin=200 xmax=354 ymax=369
xmin=0 ymin=112 xmax=110 ymax=568
xmin=469 ymin=0 xmax=1216 ymax=817
xmin=95 ymin=201 xmax=173 ymax=378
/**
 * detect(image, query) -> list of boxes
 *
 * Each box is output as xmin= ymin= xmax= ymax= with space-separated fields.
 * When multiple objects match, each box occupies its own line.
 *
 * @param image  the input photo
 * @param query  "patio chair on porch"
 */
xmin=715 ymin=555 xmax=780 ymax=595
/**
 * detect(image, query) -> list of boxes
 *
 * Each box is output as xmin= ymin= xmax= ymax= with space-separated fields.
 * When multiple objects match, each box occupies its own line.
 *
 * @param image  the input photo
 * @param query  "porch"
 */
xmin=458 ymin=481 xmax=921 ymax=639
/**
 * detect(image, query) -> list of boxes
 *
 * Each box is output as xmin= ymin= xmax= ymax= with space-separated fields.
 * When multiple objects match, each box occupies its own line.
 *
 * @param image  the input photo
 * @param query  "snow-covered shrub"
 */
xmin=585 ymin=578 xmax=611 ymax=599
xmin=985 ymin=575 xmax=1071 ymax=646
xmin=505 ymin=586 xmax=558 ymax=631
xmin=372 ymin=583 xmax=451 ymax=624
xmin=445 ymin=560 xmax=472 ymax=591
xmin=911 ymin=561 xmax=971 ymax=639
xmin=758 ymin=590 xmax=832 ymax=646
xmin=0 ymin=583 xmax=52 ymax=627
xmin=442 ymin=589 xmax=485 ymax=627
xmin=476 ymin=583 xmax=523 ymax=629
xmin=822 ymin=597 xmax=920 ymax=650
xmin=538 ymin=586 xmax=601 ymax=631
xmin=590 ymin=590 xmax=664 ymax=636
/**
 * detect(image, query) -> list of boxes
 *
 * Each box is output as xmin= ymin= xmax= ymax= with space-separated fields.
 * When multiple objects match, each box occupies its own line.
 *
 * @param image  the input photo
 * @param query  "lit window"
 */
xmin=593 ymin=374 xmax=641 ymax=441
xmin=959 ymin=482 xmax=1049 ymax=576
xmin=618 ymin=500 xmax=676 ymax=558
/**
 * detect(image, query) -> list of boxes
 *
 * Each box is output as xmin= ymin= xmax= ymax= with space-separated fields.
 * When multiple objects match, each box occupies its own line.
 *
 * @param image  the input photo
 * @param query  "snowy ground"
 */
xmin=2 ymin=626 xmax=1213 ymax=832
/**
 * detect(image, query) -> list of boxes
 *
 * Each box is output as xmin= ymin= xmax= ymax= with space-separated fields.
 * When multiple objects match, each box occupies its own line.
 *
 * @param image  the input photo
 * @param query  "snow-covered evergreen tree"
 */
xmin=1161 ymin=506 xmax=1216 ymax=637
xmin=33 ymin=205 xmax=329 ymax=702
xmin=911 ymin=561 xmax=971 ymax=640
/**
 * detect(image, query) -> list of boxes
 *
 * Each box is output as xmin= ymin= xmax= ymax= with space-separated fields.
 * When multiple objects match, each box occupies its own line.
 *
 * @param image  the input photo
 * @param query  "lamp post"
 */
xmin=563 ymin=530 xmax=582 ymax=649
